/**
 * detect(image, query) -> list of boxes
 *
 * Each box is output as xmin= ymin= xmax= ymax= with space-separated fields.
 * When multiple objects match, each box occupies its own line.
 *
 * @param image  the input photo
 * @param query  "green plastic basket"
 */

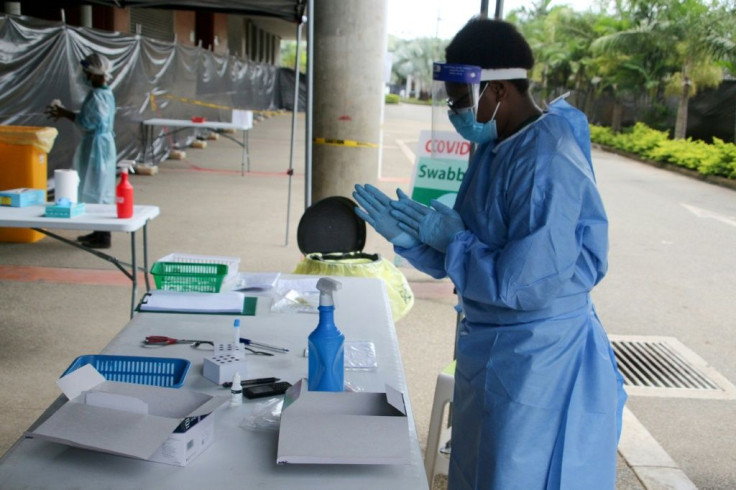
xmin=151 ymin=261 xmax=227 ymax=292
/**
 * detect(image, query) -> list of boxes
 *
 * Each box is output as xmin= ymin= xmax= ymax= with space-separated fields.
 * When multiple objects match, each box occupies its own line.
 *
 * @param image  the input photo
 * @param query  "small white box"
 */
xmin=231 ymin=109 xmax=253 ymax=130
xmin=148 ymin=414 xmax=215 ymax=466
xmin=203 ymin=343 xmax=247 ymax=384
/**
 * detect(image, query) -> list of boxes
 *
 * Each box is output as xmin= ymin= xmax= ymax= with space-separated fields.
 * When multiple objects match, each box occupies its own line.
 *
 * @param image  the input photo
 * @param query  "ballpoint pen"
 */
xmin=239 ymin=338 xmax=289 ymax=353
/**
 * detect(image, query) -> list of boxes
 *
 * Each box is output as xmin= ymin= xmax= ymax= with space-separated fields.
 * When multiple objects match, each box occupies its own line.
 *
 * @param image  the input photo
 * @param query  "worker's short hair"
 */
xmin=445 ymin=18 xmax=533 ymax=94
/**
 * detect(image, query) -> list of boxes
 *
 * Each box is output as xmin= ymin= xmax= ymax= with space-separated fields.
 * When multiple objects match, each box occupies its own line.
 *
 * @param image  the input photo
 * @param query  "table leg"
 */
xmin=245 ymin=130 xmax=251 ymax=173
xmin=130 ymin=231 xmax=137 ymax=319
xmin=143 ymin=223 xmax=151 ymax=291
xmin=241 ymin=131 xmax=246 ymax=176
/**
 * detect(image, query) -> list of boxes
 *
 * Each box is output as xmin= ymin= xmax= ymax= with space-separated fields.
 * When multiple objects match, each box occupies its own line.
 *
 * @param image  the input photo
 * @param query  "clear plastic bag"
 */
xmin=239 ymin=397 xmax=284 ymax=432
xmin=270 ymin=288 xmax=319 ymax=314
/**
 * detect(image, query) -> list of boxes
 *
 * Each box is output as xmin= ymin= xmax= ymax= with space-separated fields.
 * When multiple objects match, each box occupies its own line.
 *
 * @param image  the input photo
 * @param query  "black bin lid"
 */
xmin=297 ymin=196 xmax=366 ymax=255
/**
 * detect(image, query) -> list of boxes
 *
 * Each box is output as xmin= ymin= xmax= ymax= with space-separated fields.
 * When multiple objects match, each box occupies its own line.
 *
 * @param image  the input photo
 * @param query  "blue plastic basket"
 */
xmin=62 ymin=355 xmax=191 ymax=388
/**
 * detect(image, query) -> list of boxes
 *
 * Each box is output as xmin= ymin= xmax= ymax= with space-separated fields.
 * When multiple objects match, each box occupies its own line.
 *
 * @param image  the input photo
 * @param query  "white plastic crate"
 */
xmin=158 ymin=253 xmax=240 ymax=283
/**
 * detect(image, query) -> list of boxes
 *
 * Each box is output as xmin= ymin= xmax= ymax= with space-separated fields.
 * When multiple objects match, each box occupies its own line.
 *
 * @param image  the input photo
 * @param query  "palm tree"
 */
xmin=592 ymin=0 xmax=735 ymax=138
xmin=390 ymin=36 xmax=447 ymax=100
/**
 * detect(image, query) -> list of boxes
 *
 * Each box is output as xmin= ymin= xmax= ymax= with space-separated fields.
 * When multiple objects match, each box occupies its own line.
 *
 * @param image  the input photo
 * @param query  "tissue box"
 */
xmin=45 ymin=202 xmax=85 ymax=218
xmin=0 ymin=188 xmax=46 ymax=207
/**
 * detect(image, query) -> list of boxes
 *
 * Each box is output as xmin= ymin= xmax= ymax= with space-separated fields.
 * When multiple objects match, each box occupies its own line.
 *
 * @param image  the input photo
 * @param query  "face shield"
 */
xmin=431 ymin=63 xmax=481 ymax=157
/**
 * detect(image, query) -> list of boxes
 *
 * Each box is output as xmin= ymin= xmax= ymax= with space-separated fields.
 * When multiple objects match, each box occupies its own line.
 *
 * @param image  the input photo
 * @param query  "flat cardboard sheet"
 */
xmin=28 ymin=364 xmax=227 ymax=462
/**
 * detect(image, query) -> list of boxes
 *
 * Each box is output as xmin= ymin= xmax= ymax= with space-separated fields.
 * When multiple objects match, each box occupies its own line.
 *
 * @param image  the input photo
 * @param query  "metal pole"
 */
xmin=493 ymin=0 xmax=504 ymax=19
xmin=305 ymin=0 xmax=314 ymax=209
xmin=285 ymin=21 xmax=304 ymax=246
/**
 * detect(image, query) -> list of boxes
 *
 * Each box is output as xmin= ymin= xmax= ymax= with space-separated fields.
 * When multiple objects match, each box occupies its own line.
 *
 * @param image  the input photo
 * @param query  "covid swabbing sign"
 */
xmin=410 ymin=130 xmax=470 ymax=206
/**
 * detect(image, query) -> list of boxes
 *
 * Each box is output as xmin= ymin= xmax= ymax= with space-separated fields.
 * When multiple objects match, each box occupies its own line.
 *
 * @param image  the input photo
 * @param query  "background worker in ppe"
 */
xmin=354 ymin=18 xmax=627 ymax=490
xmin=46 ymin=52 xmax=117 ymax=249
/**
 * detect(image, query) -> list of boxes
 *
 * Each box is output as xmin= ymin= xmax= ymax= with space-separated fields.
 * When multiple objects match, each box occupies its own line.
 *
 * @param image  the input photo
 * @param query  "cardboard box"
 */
xmin=0 ymin=187 xmax=45 ymax=207
xmin=276 ymin=379 xmax=411 ymax=465
xmin=27 ymin=364 xmax=227 ymax=466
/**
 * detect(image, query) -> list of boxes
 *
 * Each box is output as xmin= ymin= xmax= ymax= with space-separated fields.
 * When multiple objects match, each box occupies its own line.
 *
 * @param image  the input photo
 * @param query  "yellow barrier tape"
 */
xmin=149 ymin=93 xmax=285 ymax=118
xmin=160 ymin=94 xmax=230 ymax=110
xmin=313 ymin=137 xmax=378 ymax=149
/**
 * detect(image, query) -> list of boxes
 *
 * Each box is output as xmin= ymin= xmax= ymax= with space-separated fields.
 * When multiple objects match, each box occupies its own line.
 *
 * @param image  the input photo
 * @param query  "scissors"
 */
xmin=143 ymin=336 xmax=213 ymax=348
xmin=143 ymin=336 xmax=273 ymax=355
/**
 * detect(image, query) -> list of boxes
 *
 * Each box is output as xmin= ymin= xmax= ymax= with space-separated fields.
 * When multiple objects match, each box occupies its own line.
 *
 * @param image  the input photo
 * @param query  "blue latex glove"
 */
xmin=353 ymin=184 xmax=420 ymax=249
xmin=390 ymin=189 xmax=466 ymax=252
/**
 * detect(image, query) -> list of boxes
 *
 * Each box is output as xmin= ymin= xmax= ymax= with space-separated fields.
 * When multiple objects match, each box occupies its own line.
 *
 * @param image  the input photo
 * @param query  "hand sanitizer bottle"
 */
xmin=308 ymin=278 xmax=344 ymax=392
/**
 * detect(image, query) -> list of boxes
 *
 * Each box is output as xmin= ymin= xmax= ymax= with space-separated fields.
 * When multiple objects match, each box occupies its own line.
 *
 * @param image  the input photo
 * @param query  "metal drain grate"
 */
xmin=609 ymin=335 xmax=736 ymax=399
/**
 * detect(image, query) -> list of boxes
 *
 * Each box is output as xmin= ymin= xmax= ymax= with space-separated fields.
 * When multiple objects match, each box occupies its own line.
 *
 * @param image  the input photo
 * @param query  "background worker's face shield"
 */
xmin=431 ymin=63 xmax=481 ymax=157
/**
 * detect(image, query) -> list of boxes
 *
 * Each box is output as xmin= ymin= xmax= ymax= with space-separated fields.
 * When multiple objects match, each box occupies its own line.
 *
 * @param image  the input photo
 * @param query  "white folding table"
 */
xmin=0 ymin=275 xmax=429 ymax=489
xmin=142 ymin=117 xmax=253 ymax=175
xmin=0 ymin=203 xmax=160 ymax=317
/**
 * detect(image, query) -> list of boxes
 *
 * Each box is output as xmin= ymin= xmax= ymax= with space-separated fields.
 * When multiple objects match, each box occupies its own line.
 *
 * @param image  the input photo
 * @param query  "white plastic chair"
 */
xmin=424 ymin=360 xmax=456 ymax=484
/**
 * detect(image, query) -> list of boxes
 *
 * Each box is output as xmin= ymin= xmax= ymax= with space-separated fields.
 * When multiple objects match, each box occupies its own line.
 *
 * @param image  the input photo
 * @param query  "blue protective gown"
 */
xmin=73 ymin=85 xmax=116 ymax=204
xmin=397 ymin=99 xmax=627 ymax=490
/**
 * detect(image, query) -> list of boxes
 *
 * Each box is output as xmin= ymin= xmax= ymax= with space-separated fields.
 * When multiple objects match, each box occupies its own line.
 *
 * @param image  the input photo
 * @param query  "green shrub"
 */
xmin=711 ymin=138 xmax=736 ymax=178
xmin=590 ymin=122 xmax=736 ymax=180
xmin=385 ymin=93 xmax=400 ymax=104
xmin=590 ymin=125 xmax=616 ymax=147
xmin=621 ymin=123 xmax=670 ymax=154
xmin=645 ymin=138 xmax=715 ymax=171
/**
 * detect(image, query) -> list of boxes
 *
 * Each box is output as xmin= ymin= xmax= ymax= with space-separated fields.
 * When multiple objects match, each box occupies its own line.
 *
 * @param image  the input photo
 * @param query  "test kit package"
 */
xmin=276 ymin=378 xmax=411 ymax=465
xmin=27 ymin=364 xmax=227 ymax=466
xmin=0 ymin=188 xmax=45 ymax=207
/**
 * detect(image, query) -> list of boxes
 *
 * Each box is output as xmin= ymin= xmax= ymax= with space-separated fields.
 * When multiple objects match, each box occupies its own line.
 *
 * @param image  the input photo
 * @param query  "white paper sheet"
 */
xmin=140 ymin=290 xmax=245 ymax=313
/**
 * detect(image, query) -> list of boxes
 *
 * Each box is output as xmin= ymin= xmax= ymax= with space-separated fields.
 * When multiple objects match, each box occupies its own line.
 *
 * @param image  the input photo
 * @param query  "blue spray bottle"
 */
xmin=308 ymin=278 xmax=344 ymax=392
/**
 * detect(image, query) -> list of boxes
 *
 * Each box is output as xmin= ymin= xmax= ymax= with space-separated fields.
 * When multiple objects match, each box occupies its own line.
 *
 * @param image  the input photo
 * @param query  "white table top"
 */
xmin=0 ymin=276 xmax=428 ymax=489
xmin=143 ymin=118 xmax=253 ymax=131
xmin=0 ymin=204 xmax=160 ymax=232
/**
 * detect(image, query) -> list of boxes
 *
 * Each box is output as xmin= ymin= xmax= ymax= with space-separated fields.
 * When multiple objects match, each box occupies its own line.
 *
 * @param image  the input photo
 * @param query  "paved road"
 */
xmin=383 ymin=102 xmax=736 ymax=488
xmin=592 ymin=150 xmax=736 ymax=489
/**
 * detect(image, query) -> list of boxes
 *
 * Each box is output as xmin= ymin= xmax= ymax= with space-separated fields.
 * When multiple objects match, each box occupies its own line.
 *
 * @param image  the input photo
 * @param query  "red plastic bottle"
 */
xmin=116 ymin=169 xmax=134 ymax=218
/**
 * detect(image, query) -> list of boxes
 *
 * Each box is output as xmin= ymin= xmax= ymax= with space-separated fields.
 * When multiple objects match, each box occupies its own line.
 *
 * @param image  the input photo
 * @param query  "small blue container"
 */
xmin=62 ymin=355 xmax=191 ymax=388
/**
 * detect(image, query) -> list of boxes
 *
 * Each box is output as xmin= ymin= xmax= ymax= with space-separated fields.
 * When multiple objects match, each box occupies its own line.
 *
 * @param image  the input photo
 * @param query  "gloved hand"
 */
xmin=353 ymin=184 xmax=420 ymax=249
xmin=390 ymin=189 xmax=465 ymax=252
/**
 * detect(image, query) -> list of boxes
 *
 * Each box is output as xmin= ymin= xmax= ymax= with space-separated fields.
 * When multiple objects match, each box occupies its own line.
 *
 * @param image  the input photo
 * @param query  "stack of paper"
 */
xmin=140 ymin=290 xmax=246 ymax=314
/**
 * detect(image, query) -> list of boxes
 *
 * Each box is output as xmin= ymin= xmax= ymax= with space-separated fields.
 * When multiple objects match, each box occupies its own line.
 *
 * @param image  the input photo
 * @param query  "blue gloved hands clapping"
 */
xmin=390 ymin=189 xmax=465 ymax=252
xmin=353 ymin=184 xmax=421 ymax=249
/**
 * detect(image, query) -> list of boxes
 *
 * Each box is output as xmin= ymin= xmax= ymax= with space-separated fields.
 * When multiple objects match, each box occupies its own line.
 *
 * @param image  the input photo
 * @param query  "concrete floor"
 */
xmin=0 ymin=105 xmax=661 ymax=488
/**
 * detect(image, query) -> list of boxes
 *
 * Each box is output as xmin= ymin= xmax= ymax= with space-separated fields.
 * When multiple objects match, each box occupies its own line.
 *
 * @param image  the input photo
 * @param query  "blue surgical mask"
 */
xmin=448 ymin=100 xmax=501 ymax=145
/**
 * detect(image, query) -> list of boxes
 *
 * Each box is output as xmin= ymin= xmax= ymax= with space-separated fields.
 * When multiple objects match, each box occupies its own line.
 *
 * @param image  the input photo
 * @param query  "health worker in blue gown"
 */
xmin=46 ymin=52 xmax=116 ymax=249
xmin=353 ymin=18 xmax=627 ymax=490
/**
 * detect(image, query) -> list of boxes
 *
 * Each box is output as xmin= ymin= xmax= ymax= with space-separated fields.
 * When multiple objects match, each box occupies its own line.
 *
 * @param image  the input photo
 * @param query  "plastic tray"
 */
xmin=62 ymin=355 xmax=190 ymax=388
xmin=151 ymin=261 xmax=228 ymax=292
xmin=157 ymin=253 xmax=240 ymax=283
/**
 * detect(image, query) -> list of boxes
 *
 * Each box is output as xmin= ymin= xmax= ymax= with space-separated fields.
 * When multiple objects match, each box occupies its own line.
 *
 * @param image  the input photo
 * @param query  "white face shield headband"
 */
xmin=445 ymin=67 xmax=528 ymax=145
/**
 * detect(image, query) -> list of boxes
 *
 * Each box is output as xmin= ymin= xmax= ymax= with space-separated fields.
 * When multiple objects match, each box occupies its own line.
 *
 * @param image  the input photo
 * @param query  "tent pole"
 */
xmin=285 ymin=20 xmax=303 ymax=246
xmin=305 ymin=0 xmax=314 ymax=209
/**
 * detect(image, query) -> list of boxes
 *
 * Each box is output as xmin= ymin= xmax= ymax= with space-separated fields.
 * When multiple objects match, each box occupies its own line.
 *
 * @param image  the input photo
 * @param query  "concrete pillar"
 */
xmin=311 ymin=0 xmax=387 ymax=203
xmin=80 ymin=5 xmax=93 ymax=28
xmin=4 ymin=2 xmax=21 ymax=15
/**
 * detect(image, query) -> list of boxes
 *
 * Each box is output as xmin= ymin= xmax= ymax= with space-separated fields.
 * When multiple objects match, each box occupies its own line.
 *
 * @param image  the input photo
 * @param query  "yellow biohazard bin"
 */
xmin=0 ymin=126 xmax=58 ymax=242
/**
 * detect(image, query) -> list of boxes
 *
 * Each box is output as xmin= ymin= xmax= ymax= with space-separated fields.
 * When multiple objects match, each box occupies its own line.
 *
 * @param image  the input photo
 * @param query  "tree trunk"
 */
xmin=612 ymin=96 xmax=623 ymax=133
xmin=674 ymin=77 xmax=690 ymax=139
